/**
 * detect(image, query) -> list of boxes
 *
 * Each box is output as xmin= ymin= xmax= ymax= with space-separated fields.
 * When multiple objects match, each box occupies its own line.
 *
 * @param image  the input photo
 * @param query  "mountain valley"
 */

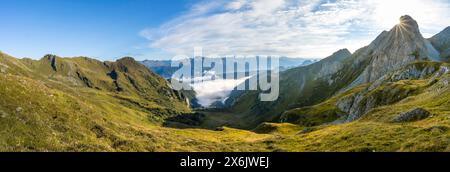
xmin=1 ymin=15 xmax=450 ymax=152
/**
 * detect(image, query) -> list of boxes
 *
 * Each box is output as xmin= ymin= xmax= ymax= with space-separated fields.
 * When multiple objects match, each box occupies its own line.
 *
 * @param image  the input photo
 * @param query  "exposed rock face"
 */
xmin=349 ymin=15 xmax=441 ymax=87
xmin=392 ymin=108 xmax=431 ymax=123
xmin=315 ymin=49 xmax=352 ymax=83
xmin=75 ymin=70 xmax=94 ymax=88
xmin=44 ymin=54 xmax=58 ymax=71
xmin=337 ymin=83 xmax=418 ymax=122
xmin=429 ymin=26 xmax=450 ymax=60
xmin=389 ymin=63 xmax=439 ymax=81
xmin=369 ymin=62 xmax=444 ymax=90
xmin=337 ymin=62 xmax=445 ymax=122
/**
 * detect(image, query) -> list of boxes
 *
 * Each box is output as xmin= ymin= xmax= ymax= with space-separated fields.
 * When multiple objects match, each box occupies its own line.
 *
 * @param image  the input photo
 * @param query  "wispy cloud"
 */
xmin=141 ymin=0 xmax=450 ymax=58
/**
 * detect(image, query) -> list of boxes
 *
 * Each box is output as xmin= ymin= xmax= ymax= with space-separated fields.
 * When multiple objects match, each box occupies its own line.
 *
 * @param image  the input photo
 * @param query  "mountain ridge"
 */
xmin=1 ymin=53 xmax=191 ymax=117
xmin=429 ymin=26 xmax=450 ymax=60
xmin=222 ymin=15 xmax=450 ymax=129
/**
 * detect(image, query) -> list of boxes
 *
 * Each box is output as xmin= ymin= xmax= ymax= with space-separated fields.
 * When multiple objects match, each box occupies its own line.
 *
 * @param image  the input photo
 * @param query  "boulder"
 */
xmin=392 ymin=108 xmax=431 ymax=123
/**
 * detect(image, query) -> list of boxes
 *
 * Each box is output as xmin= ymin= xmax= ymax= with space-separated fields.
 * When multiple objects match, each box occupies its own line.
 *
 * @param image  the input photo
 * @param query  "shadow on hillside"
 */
xmin=162 ymin=109 xmax=255 ymax=131
xmin=163 ymin=112 xmax=221 ymax=131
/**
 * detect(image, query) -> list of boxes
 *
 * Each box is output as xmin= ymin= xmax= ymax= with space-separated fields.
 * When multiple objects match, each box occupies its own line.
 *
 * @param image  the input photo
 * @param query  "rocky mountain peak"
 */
xmin=114 ymin=57 xmax=145 ymax=72
xmin=333 ymin=49 xmax=352 ymax=58
xmin=320 ymin=49 xmax=352 ymax=64
xmin=313 ymin=49 xmax=352 ymax=82
xmin=349 ymin=15 xmax=441 ymax=86
xmin=116 ymin=57 xmax=138 ymax=64
xmin=398 ymin=15 xmax=420 ymax=32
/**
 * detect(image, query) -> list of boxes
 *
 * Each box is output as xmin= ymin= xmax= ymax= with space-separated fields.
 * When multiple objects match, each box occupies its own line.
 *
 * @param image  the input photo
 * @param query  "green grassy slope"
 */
xmin=266 ymin=62 xmax=450 ymax=151
xmin=0 ymin=73 xmax=272 ymax=151
xmin=2 ymin=51 xmax=450 ymax=152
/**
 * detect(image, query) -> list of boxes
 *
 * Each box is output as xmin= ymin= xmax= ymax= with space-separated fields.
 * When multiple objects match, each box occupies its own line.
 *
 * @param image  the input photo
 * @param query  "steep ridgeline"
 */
xmin=18 ymin=55 xmax=190 ymax=111
xmin=225 ymin=15 xmax=447 ymax=129
xmin=429 ymin=26 xmax=450 ymax=61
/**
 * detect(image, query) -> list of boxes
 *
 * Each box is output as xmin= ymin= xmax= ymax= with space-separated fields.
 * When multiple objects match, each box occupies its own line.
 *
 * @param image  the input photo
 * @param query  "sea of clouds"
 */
xmin=190 ymin=77 xmax=249 ymax=107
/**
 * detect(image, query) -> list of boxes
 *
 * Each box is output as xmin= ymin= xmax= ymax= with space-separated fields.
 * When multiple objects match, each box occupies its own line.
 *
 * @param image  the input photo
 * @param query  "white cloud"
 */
xmin=191 ymin=77 xmax=249 ymax=107
xmin=141 ymin=0 xmax=450 ymax=58
xmin=225 ymin=0 xmax=247 ymax=10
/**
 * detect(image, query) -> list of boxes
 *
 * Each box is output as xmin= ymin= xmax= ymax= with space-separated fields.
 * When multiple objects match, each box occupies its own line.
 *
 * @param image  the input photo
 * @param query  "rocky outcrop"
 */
xmin=337 ymin=83 xmax=419 ymax=122
xmin=75 ymin=70 xmax=94 ymax=88
xmin=429 ymin=74 xmax=450 ymax=93
xmin=44 ymin=54 xmax=58 ymax=71
xmin=369 ymin=62 xmax=444 ymax=90
xmin=107 ymin=70 xmax=119 ymax=80
xmin=388 ymin=62 xmax=440 ymax=81
xmin=391 ymin=108 xmax=431 ymax=123
xmin=337 ymin=62 xmax=446 ymax=122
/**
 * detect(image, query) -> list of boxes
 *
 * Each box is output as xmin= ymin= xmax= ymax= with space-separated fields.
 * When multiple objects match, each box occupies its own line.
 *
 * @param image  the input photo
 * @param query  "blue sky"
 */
xmin=1 ymin=0 xmax=450 ymax=60
xmin=0 ymin=0 xmax=197 ymax=60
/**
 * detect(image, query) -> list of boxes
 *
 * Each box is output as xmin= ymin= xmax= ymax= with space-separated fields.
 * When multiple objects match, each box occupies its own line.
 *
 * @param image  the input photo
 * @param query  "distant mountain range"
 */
xmin=141 ymin=57 xmax=318 ymax=79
